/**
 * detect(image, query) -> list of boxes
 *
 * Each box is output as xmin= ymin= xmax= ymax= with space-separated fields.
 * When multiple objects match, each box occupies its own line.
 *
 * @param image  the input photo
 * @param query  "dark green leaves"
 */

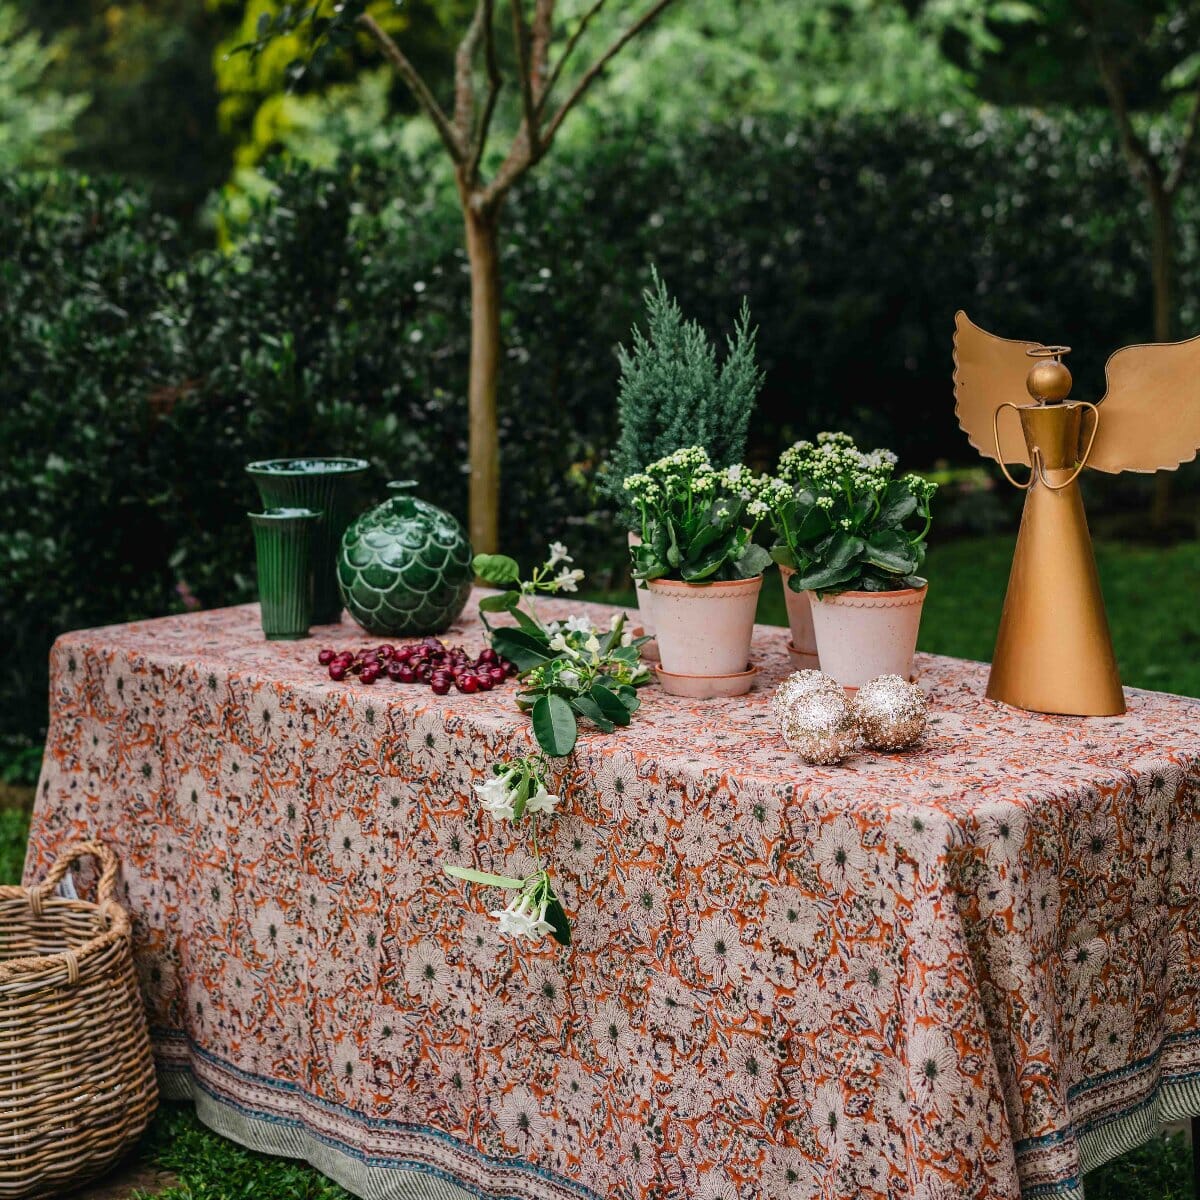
xmin=531 ymin=694 xmax=578 ymax=756
xmin=473 ymin=554 xmax=521 ymax=586
xmin=544 ymin=895 xmax=572 ymax=946
xmin=490 ymin=627 xmax=554 ymax=671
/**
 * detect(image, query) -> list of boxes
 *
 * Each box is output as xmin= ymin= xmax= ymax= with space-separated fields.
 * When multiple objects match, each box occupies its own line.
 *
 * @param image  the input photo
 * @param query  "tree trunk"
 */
xmin=463 ymin=198 xmax=502 ymax=554
xmin=1149 ymin=182 xmax=1174 ymax=528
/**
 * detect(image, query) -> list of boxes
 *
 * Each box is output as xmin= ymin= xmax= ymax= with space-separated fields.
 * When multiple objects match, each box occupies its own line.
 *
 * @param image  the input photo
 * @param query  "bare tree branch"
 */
xmin=358 ymin=11 xmax=464 ymax=163
xmin=467 ymin=0 xmax=502 ymax=185
xmin=1086 ymin=32 xmax=1160 ymax=187
xmin=454 ymin=2 xmax=487 ymax=144
xmin=540 ymin=0 xmax=678 ymax=149
xmin=510 ymin=0 xmax=541 ymax=158
xmin=539 ymin=0 xmax=608 ymax=114
xmin=1167 ymin=81 xmax=1200 ymax=195
xmin=530 ymin=0 xmax=555 ymax=101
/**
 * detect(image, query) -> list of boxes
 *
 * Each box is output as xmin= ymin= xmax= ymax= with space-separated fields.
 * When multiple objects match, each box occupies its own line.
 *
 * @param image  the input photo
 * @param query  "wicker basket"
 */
xmin=0 ymin=841 xmax=158 ymax=1199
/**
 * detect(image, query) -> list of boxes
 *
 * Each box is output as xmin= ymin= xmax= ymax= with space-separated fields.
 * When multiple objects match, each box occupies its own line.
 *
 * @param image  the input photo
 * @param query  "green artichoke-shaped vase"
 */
xmin=338 ymin=482 xmax=474 ymax=636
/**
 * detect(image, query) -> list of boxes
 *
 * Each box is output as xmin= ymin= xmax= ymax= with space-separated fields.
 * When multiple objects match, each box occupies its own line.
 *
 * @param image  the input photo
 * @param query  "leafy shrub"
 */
xmin=2 ymin=107 xmax=1195 ymax=748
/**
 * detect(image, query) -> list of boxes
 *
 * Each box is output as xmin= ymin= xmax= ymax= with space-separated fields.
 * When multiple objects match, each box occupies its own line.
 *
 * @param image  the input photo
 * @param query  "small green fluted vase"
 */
xmin=249 ymin=508 xmax=321 ymax=640
xmin=246 ymin=458 xmax=370 ymax=624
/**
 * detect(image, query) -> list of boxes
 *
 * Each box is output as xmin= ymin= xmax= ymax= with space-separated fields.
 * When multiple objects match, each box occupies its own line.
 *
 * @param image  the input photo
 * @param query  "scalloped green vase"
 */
xmin=337 ymin=482 xmax=474 ymax=636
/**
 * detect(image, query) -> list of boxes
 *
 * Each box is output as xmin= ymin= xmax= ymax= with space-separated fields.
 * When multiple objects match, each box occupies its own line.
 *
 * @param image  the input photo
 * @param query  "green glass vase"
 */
xmin=249 ymin=508 xmax=321 ymax=640
xmin=246 ymin=457 xmax=370 ymax=624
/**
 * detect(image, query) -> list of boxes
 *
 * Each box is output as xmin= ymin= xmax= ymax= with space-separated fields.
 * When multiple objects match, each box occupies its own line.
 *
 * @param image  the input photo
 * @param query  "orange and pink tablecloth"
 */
xmin=24 ymin=596 xmax=1200 ymax=1200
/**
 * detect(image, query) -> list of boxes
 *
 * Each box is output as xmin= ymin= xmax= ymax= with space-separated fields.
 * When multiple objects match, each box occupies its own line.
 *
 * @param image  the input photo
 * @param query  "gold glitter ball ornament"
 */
xmin=772 ymin=669 xmax=842 ymax=720
xmin=776 ymin=683 xmax=858 ymax=766
xmin=852 ymin=674 xmax=927 ymax=751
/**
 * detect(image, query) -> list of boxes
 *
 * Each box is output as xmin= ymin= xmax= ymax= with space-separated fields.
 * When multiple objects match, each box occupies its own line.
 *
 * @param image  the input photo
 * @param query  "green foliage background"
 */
xmin=3 ymin=105 xmax=1198 ymax=753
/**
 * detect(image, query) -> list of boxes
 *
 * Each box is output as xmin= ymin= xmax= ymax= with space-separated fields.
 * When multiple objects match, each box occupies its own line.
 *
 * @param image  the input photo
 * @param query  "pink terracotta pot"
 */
xmin=627 ymin=531 xmax=659 ymax=661
xmin=809 ymin=585 xmax=927 ymax=689
xmin=778 ymin=566 xmax=818 ymax=670
xmin=645 ymin=576 xmax=763 ymax=678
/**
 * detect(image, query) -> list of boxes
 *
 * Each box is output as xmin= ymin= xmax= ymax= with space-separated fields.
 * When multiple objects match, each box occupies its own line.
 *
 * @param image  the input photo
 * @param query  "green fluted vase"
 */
xmin=249 ymin=508 xmax=320 ymax=640
xmin=246 ymin=458 xmax=370 ymax=624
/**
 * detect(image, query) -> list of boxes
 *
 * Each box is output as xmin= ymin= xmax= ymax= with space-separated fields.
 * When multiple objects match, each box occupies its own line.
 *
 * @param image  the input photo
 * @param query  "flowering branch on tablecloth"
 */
xmin=444 ymin=753 xmax=571 ymax=945
xmin=472 ymin=545 xmax=651 ymax=757
xmin=442 ymin=547 xmax=653 ymax=950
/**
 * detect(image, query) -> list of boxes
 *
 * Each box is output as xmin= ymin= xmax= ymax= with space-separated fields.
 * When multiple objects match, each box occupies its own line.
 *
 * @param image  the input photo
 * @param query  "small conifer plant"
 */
xmin=607 ymin=268 xmax=764 ymax=524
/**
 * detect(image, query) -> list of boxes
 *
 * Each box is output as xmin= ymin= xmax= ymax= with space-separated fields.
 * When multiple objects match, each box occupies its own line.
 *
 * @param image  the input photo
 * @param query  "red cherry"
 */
xmin=431 ymin=678 xmax=451 ymax=696
xmin=328 ymin=664 xmax=346 ymax=681
xmin=387 ymin=663 xmax=404 ymax=681
xmin=503 ymin=661 xmax=518 ymax=677
xmin=317 ymin=648 xmax=335 ymax=665
xmin=378 ymin=645 xmax=394 ymax=659
xmin=479 ymin=647 xmax=498 ymax=665
xmin=456 ymin=674 xmax=479 ymax=694
xmin=398 ymin=666 xmax=416 ymax=684
xmin=475 ymin=674 xmax=494 ymax=692
xmin=489 ymin=667 xmax=506 ymax=685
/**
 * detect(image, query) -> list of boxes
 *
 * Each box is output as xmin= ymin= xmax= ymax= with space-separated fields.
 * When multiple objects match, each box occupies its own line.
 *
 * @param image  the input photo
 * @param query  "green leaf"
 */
xmin=731 ymin=542 xmax=771 ymax=579
xmin=490 ymin=627 xmax=553 ymax=670
xmin=532 ymin=693 xmax=578 ymax=756
xmin=680 ymin=529 xmax=738 ymax=581
xmin=864 ymin=529 xmax=919 ymax=576
xmin=444 ymin=865 xmax=526 ymax=889
xmin=478 ymin=591 xmax=520 ymax=613
xmin=589 ymin=682 xmax=633 ymax=726
xmin=794 ymin=560 xmax=860 ymax=592
xmin=472 ymin=554 xmax=521 ymax=586
xmin=571 ymin=695 xmax=614 ymax=732
xmin=544 ymin=896 xmax=572 ymax=946
xmin=877 ymin=480 xmax=919 ymax=526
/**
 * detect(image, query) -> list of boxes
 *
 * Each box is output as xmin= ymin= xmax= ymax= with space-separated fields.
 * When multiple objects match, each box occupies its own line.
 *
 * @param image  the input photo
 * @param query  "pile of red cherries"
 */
xmin=317 ymin=638 xmax=516 ymax=696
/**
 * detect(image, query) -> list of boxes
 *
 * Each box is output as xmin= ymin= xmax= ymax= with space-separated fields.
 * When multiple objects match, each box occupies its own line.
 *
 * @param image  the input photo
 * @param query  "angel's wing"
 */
xmin=952 ymin=311 xmax=1043 ymax=466
xmin=1088 ymin=332 xmax=1200 ymax=474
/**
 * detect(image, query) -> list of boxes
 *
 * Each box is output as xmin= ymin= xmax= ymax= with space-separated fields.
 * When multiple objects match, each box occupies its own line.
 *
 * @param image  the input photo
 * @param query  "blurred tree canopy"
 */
xmin=210 ymin=0 xmax=469 ymax=177
xmin=0 ymin=2 xmax=87 ymax=168
xmin=15 ymin=0 xmax=230 ymax=214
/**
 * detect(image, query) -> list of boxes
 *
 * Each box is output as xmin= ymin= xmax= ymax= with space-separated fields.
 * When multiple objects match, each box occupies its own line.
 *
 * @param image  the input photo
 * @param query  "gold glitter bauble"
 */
xmin=772 ymin=669 xmax=841 ymax=721
xmin=776 ymin=683 xmax=857 ymax=766
xmin=852 ymin=674 xmax=927 ymax=751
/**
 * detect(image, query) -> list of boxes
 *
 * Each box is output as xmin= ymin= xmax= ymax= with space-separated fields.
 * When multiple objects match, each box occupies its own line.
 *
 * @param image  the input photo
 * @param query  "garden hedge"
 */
xmin=0 ymin=107 xmax=1192 ymax=748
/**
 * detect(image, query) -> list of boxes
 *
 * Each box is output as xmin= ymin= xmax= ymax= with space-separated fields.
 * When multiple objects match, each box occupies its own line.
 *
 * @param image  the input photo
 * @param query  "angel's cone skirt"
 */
xmin=987 ymin=407 xmax=1125 ymax=716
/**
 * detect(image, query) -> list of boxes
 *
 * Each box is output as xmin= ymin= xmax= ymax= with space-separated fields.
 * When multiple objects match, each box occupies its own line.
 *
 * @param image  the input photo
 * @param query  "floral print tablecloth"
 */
xmin=25 ymin=596 xmax=1200 ymax=1200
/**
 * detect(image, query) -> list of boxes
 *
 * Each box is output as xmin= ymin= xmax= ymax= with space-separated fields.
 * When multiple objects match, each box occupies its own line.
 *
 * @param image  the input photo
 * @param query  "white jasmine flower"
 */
xmin=559 ymin=669 xmax=581 ymax=689
xmin=548 ymin=632 xmax=570 ymax=652
xmin=525 ymin=785 xmax=559 ymax=816
xmin=475 ymin=775 xmax=517 ymax=822
xmin=583 ymin=633 xmax=601 ymax=655
xmin=566 ymin=615 xmax=595 ymax=634
xmin=553 ymin=568 xmax=583 ymax=593
xmin=490 ymin=893 xmax=555 ymax=941
xmin=546 ymin=541 xmax=572 ymax=568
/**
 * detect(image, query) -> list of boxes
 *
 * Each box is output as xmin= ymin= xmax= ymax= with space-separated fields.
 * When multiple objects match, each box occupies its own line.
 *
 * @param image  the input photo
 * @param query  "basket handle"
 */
xmin=28 ymin=840 xmax=120 ymax=918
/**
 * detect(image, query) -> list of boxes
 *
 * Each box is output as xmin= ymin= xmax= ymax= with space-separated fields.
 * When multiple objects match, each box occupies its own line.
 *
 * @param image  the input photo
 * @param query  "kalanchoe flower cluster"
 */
xmin=624 ymin=446 xmax=775 ymax=584
xmin=766 ymin=431 xmax=937 ymax=595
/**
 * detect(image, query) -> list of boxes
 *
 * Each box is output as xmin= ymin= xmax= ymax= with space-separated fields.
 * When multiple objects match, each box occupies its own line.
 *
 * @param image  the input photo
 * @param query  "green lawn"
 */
xmin=2 ymin=534 xmax=1197 ymax=1197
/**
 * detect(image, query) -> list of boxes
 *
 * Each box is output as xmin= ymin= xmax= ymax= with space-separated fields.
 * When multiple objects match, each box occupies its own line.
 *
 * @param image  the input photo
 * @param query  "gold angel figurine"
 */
xmin=952 ymin=311 xmax=1200 ymax=717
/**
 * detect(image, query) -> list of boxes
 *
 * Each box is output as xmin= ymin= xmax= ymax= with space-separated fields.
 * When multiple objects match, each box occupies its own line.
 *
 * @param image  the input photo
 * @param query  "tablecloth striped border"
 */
xmin=154 ymin=1029 xmax=1200 ymax=1200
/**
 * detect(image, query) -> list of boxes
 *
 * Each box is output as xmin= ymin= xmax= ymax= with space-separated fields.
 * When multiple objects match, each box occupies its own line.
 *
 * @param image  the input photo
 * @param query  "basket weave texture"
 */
xmin=0 ymin=841 xmax=158 ymax=1199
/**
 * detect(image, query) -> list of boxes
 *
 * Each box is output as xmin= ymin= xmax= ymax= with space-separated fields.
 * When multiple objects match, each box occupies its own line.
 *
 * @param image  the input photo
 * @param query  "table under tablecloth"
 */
xmin=24 ymin=594 xmax=1200 ymax=1200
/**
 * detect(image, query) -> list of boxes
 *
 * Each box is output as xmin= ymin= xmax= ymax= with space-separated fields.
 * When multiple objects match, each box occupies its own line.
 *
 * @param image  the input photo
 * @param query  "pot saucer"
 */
xmin=786 ymin=641 xmax=820 ymax=671
xmin=654 ymin=663 xmax=758 ymax=699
